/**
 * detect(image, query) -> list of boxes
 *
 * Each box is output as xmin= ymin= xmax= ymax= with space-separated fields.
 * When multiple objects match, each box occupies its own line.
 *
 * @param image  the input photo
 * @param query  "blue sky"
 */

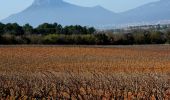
xmin=0 ymin=0 xmax=159 ymax=20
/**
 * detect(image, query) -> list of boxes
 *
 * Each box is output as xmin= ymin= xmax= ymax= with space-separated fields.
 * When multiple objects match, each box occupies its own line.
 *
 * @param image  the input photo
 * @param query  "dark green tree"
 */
xmin=53 ymin=23 xmax=63 ymax=34
xmin=3 ymin=23 xmax=24 ymax=35
xmin=63 ymin=25 xmax=95 ymax=35
xmin=23 ymin=24 xmax=33 ymax=35
xmin=36 ymin=23 xmax=56 ymax=34
xmin=95 ymin=33 xmax=109 ymax=44
xmin=166 ymin=29 xmax=170 ymax=43
xmin=87 ymin=27 xmax=96 ymax=34
xmin=0 ymin=23 xmax=5 ymax=35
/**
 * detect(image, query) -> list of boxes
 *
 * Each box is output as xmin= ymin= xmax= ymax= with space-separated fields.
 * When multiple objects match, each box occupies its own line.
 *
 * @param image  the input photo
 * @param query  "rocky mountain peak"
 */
xmin=33 ymin=0 xmax=64 ymax=6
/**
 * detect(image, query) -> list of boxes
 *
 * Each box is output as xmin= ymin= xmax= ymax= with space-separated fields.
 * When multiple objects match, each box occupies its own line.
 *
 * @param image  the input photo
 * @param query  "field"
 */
xmin=0 ymin=45 xmax=170 ymax=99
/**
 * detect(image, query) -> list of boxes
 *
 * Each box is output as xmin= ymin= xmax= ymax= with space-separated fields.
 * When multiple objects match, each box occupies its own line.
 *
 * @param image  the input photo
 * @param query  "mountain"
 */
xmin=1 ymin=0 xmax=117 ymax=27
xmin=118 ymin=0 xmax=170 ymax=24
xmin=1 ymin=0 xmax=170 ymax=27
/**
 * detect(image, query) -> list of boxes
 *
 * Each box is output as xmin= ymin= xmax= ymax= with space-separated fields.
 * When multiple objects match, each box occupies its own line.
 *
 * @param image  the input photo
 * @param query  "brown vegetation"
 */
xmin=0 ymin=45 xmax=170 ymax=99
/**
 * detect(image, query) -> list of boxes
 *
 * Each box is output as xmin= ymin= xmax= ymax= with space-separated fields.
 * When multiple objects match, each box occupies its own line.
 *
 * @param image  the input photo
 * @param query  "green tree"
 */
xmin=133 ymin=31 xmax=151 ymax=44
xmin=63 ymin=25 xmax=95 ymax=35
xmin=87 ymin=27 xmax=96 ymax=34
xmin=0 ymin=33 xmax=15 ymax=44
xmin=95 ymin=33 xmax=109 ymax=44
xmin=166 ymin=29 xmax=170 ymax=43
xmin=36 ymin=23 xmax=56 ymax=34
xmin=53 ymin=23 xmax=63 ymax=34
xmin=42 ymin=34 xmax=60 ymax=44
xmin=0 ymin=23 xmax=5 ymax=35
xmin=23 ymin=24 xmax=33 ymax=35
xmin=4 ymin=23 xmax=24 ymax=35
xmin=150 ymin=31 xmax=166 ymax=44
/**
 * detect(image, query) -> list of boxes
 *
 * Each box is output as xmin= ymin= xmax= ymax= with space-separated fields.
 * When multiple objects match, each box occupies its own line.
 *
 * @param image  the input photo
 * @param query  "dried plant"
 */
xmin=0 ymin=45 xmax=169 ymax=99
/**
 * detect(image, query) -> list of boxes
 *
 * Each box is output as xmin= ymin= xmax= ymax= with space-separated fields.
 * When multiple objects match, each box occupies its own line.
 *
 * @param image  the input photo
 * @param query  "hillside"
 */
xmin=1 ymin=0 xmax=117 ymax=27
xmin=1 ymin=0 xmax=170 ymax=27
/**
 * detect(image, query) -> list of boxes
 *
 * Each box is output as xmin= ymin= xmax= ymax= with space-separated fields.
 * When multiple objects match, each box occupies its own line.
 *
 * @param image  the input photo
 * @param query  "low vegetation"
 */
xmin=0 ymin=45 xmax=170 ymax=99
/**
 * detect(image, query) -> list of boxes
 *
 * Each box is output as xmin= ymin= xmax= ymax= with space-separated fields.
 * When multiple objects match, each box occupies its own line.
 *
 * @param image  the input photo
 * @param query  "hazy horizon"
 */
xmin=0 ymin=0 xmax=159 ymax=20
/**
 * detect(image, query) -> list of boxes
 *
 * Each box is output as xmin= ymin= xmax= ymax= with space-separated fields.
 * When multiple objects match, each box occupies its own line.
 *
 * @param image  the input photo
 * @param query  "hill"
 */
xmin=1 ymin=0 xmax=117 ymax=27
xmin=1 ymin=0 xmax=170 ymax=27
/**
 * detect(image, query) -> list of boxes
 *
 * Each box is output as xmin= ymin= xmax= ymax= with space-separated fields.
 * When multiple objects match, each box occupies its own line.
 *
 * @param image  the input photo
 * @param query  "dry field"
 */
xmin=0 ymin=45 xmax=170 ymax=99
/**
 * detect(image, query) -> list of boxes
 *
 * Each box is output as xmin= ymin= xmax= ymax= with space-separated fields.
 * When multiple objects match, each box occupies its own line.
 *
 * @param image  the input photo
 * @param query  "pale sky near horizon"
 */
xmin=0 ymin=0 xmax=159 ymax=20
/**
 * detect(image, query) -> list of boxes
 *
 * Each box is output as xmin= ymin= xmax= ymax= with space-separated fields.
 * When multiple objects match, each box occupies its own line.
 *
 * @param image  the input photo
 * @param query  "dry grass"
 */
xmin=0 ymin=45 xmax=170 ymax=99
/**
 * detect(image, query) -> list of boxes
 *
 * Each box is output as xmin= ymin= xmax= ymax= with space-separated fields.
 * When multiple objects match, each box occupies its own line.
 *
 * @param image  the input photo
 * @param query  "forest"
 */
xmin=0 ymin=22 xmax=170 ymax=45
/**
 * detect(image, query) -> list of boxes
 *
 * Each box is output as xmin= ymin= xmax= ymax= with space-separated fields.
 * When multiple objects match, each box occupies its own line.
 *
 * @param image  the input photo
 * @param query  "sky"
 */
xmin=0 ymin=0 xmax=159 ymax=20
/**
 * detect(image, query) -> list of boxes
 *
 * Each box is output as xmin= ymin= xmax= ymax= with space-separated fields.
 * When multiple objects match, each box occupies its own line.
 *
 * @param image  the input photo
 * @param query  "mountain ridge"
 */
xmin=118 ymin=0 xmax=170 ymax=24
xmin=1 ymin=0 xmax=170 ymax=27
xmin=2 ymin=0 xmax=117 ymax=27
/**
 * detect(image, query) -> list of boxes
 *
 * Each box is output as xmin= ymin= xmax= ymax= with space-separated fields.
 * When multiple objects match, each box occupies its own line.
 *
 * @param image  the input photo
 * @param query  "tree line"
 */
xmin=0 ymin=22 xmax=170 ymax=45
